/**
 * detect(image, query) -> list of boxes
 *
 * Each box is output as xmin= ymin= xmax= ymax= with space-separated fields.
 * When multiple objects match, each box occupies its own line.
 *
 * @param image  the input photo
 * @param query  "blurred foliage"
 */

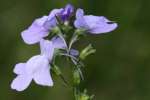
xmin=0 ymin=0 xmax=150 ymax=100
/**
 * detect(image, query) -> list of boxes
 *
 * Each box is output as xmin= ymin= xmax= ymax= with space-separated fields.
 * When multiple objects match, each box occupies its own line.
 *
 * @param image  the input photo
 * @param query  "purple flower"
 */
xmin=21 ymin=8 xmax=64 ymax=45
xmin=11 ymin=52 xmax=53 ymax=91
xmin=59 ymin=4 xmax=74 ymax=21
xmin=21 ymin=4 xmax=74 ymax=45
xmin=11 ymin=37 xmax=66 ymax=91
xmin=44 ymin=4 xmax=74 ymax=28
xmin=74 ymin=9 xmax=118 ymax=34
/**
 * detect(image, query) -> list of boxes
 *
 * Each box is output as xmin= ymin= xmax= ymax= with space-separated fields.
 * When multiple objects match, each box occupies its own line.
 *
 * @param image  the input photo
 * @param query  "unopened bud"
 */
xmin=51 ymin=26 xmax=61 ymax=35
xmin=79 ymin=44 xmax=96 ymax=60
xmin=75 ymin=29 xmax=86 ymax=36
xmin=80 ymin=94 xmax=90 ymax=100
xmin=73 ymin=69 xmax=81 ymax=85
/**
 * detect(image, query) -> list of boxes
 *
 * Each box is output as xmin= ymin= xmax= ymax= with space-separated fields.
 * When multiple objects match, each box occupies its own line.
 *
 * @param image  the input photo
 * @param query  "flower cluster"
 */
xmin=11 ymin=4 xmax=117 ymax=95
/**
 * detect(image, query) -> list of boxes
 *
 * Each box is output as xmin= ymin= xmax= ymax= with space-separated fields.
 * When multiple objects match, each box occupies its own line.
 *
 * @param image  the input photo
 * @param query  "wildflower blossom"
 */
xmin=74 ymin=9 xmax=118 ymax=34
xmin=11 ymin=47 xmax=53 ymax=91
xmin=11 ymin=37 xmax=66 ymax=91
xmin=21 ymin=4 xmax=74 ymax=45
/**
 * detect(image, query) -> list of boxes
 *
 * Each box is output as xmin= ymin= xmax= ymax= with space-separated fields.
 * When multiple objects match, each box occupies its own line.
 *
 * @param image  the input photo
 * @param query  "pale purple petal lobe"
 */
xmin=33 ymin=65 xmax=53 ymax=86
xmin=40 ymin=39 xmax=54 ymax=61
xmin=21 ymin=16 xmax=49 ymax=44
xmin=48 ymin=9 xmax=63 ymax=20
xmin=26 ymin=55 xmax=49 ymax=75
xmin=11 ymin=75 xmax=32 ymax=91
xmin=60 ymin=4 xmax=74 ymax=21
xmin=74 ymin=9 xmax=89 ymax=29
xmin=76 ymin=9 xmax=84 ymax=19
xmin=43 ymin=9 xmax=63 ymax=30
xmin=70 ymin=49 xmax=79 ymax=56
xmin=84 ymin=16 xmax=118 ymax=34
xmin=52 ymin=36 xmax=67 ymax=49
xmin=13 ymin=63 xmax=26 ymax=75
xmin=74 ymin=9 xmax=118 ymax=34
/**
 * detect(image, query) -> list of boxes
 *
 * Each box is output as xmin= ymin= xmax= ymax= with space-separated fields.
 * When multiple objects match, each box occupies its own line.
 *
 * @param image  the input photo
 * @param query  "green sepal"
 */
xmin=75 ymin=29 xmax=86 ymax=36
xmin=73 ymin=69 xmax=81 ymax=85
xmin=52 ymin=64 xmax=62 ymax=76
xmin=51 ymin=64 xmax=69 ymax=86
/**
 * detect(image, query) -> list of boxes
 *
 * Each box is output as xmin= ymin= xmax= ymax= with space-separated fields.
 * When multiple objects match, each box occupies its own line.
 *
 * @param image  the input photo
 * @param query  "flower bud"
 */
xmin=80 ymin=94 xmax=90 ymax=100
xmin=75 ymin=29 xmax=86 ymax=36
xmin=51 ymin=26 xmax=61 ymax=35
xmin=78 ymin=89 xmax=94 ymax=100
xmin=79 ymin=44 xmax=96 ymax=60
xmin=73 ymin=69 xmax=81 ymax=85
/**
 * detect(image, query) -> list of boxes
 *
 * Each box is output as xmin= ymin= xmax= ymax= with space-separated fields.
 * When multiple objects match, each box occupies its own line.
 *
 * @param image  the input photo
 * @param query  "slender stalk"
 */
xmin=55 ymin=27 xmax=93 ymax=100
xmin=68 ymin=33 xmax=78 ymax=51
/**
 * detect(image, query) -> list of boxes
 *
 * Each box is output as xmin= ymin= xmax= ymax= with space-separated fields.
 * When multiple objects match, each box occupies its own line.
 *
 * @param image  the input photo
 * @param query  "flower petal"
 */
xmin=11 ymin=74 xmax=32 ymax=91
xmin=43 ymin=9 xmax=63 ymax=30
xmin=74 ymin=9 xmax=117 ymax=34
xmin=76 ymin=9 xmax=84 ymax=19
xmin=84 ymin=16 xmax=118 ymax=34
xmin=43 ymin=17 xmax=57 ymax=30
xmin=65 ymin=4 xmax=74 ymax=14
xmin=70 ymin=49 xmax=79 ymax=56
xmin=52 ymin=36 xmax=67 ymax=49
xmin=48 ymin=9 xmax=63 ymax=20
xmin=21 ymin=16 xmax=49 ymax=45
xmin=40 ymin=39 xmax=54 ymax=60
xmin=26 ymin=55 xmax=49 ymax=75
xmin=60 ymin=4 xmax=74 ymax=21
xmin=13 ymin=63 xmax=26 ymax=75
xmin=74 ymin=9 xmax=89 ymax=29
xmin=33 ymin=65 xmax=53 ymax=86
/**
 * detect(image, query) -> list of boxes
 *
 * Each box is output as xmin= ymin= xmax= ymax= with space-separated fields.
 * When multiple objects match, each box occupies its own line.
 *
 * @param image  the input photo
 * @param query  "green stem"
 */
xmin=55 ymin=28 xmax=93 ymax=100
xmin=69 ymin=33 xmax=78 ymax=51
xmin=74 ymin=87 xmax=78 ymax=100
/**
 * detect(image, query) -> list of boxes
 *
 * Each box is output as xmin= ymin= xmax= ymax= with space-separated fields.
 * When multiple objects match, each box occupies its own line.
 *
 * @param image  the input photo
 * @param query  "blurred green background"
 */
xmin=0 ymin=0 xmax=150 ymax=100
